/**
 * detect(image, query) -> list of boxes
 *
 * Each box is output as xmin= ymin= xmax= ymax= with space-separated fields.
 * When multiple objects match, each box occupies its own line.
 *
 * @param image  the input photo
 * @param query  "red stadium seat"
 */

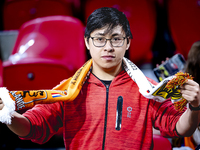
xmin=153 ymin=134 xmax=172 ymax=150
xmin=84 ymin=0 xmax=157 ymax=66
xmin=3 ymin=0 xmax=73 ymax=30
xmin=11 ymin=15 xmax=85 ymax=70
xmin=3 ymin=58 xmax=74 ymax=91
xmin=167 ymin=0 xmax=200 ymax=59
xmin=3 ymin=15 xmax=86 ymax=91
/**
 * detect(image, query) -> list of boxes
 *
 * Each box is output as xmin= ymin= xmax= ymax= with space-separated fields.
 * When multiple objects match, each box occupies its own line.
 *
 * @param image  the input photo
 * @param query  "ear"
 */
xmin=126 ymin=38 xmax=131 ymax=51
xmin=84 ymin=37 xmax=90 ymax=50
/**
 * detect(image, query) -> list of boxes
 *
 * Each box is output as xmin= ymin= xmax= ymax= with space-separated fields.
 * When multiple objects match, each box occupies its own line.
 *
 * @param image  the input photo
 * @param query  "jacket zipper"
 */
xmin=102 ymin=84 xmax=109 ymax=150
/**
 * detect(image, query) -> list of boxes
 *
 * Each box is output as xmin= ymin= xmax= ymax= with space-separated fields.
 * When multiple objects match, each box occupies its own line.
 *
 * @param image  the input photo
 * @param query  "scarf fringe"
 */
xmin=0 ymin=87 xmax=15 ymax=124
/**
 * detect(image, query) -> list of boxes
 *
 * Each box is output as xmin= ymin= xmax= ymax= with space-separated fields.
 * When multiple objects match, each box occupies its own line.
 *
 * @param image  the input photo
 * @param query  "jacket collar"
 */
xmin=86 ymin=70 xmax=132 ymax=87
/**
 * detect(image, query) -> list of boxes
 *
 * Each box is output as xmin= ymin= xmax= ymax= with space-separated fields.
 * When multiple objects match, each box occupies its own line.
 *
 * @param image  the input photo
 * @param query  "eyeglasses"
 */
xmin=90 ymin=37 xmax=126 ymax=47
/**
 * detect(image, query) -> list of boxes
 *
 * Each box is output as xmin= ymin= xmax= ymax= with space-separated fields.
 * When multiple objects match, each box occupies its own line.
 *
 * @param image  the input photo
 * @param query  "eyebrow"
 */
xmin=112 ymin=33 xmax=121 ymax=37
xmin=94 ymin=33 xmax=105 ymax=36
xmin=93 ymin=33 xmax=123 ymax=37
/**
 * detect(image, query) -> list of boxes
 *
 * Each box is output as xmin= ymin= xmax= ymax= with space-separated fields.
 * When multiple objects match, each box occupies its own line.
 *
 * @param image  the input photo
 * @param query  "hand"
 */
xmin=156 ymin=57 xmax=169 ymax=67
xmin=181 ymin=79 xmax=200 ymax=107
xmin=0 ymin=98 xmax=4 ymax=110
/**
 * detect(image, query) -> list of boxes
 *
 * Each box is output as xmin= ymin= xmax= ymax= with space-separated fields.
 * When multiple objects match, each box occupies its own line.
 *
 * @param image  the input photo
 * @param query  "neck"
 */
xmin=92 ymin=63 xmax=123 ymax=81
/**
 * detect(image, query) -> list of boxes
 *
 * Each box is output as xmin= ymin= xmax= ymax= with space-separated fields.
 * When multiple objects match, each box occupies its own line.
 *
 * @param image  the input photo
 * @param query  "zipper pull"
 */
xmin=106 ymin=84 xmax=109 ymax=92
xmin=115 ymin=96 xmax=123 ymax=131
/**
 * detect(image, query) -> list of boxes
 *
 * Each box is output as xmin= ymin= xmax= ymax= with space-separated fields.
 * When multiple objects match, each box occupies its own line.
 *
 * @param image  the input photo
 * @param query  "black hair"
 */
xmin=84 ymin=7 xmax=133 ymax=41
xmin=185 ymin=41 xmax=200 ymax=84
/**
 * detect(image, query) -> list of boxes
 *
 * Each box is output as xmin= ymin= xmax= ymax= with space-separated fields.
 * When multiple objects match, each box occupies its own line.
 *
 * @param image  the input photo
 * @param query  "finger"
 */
xmin=181 ymin=80 xmax=199 ymax=92
xmin=181 ymin=84 xmax=199 ymax=97
xmin=181 ymin=80 xmax=199 ymax=100
xmin=184 ymin=79 xmax=199 ymax=87
xmin=182 ymin=92 xmax=198 ymax=102
xmin=0 ymin=100 xmax=2 ymax=104
xmin=0 ymin=99 xmax=4 ymax=110
xmin=181 ymin=84 xmax=199 ymax=92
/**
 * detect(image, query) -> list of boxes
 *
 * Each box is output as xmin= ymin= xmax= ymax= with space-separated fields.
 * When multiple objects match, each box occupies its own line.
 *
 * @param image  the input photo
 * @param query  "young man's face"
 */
xmin=85 ymin=25 xmax=131 ymax=73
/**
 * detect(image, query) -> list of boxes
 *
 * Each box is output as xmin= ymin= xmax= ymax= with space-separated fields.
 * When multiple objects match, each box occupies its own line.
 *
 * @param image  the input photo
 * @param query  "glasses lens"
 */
xmin=111 ymin=37 xmax=125 ymax=47
xmin=93 ymin=37 xmax=106 ymax=47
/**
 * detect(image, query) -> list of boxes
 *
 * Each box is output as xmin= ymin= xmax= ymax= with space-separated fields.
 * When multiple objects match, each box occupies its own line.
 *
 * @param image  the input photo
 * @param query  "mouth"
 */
xmin=101 ymin=55 xmax=115 ymax=60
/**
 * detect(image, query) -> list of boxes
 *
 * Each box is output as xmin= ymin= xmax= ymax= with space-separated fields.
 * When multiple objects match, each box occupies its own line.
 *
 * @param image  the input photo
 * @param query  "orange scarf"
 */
xmin=0 ymin=59 xmax=92 ymax=124
xmin=10 ymin=59 xmax=92 ymax=110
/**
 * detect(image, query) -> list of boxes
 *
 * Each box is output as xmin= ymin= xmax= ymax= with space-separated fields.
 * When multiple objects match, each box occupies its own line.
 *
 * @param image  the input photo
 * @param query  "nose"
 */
xmin=104 ymin=39 xmax=113 ymax=51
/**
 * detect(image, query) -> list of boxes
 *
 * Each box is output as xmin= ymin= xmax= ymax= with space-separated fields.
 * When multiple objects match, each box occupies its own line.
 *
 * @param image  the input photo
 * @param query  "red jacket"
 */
xmin=21 ymin=70 xmax=183 ymax=150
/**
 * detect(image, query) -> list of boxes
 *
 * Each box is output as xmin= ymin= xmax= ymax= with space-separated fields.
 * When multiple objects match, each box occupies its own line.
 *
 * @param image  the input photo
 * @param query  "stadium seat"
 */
xmin=10 ymin=15 xmax=85 ymax=70
xmin=3 ymin=15 xmax=86 ymax=91
xmin=167 ymin=0 xmax=200 ymax=59
xmin=84 ymin=0 xmax=157 ymax=66
xmin=3 ymin=0 xmax=73 ymax=30
xmin=3 ymin=58 xmax=75 ymax=91
xmin=153 ymin=134 xmax=172 ymax=150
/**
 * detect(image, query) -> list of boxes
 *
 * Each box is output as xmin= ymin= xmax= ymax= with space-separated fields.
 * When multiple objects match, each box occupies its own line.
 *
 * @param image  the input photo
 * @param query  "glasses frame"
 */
xmin=90 ymin=37 xmax=126 ymax=47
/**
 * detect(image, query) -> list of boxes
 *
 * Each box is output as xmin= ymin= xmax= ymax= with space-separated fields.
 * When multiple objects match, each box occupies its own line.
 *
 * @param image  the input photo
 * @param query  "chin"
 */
xmin=102 ymin=63 xmax=118 ymax=70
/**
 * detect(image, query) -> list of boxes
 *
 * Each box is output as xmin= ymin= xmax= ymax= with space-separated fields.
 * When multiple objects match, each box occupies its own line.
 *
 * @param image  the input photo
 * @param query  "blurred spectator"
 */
xmin=184 ymin=41 xmax=200 ymax=150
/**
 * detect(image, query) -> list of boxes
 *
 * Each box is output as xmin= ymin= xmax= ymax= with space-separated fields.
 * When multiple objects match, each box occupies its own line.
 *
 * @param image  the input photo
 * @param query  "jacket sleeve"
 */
xmin=150 ymin=99 xmax=185 ymax=138
xmin=19 ymin=101 xmax=64 ymax=144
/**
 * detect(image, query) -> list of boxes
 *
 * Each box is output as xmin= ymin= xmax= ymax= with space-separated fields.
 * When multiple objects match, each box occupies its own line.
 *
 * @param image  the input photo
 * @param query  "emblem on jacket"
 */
xmin=127 ymin=106 xmax=132 ymax=118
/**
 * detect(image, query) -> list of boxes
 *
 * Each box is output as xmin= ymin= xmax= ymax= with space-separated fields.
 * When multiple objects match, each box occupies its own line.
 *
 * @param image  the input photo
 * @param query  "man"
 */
xmin=0 ymin=7 xmax=200 ymax=150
